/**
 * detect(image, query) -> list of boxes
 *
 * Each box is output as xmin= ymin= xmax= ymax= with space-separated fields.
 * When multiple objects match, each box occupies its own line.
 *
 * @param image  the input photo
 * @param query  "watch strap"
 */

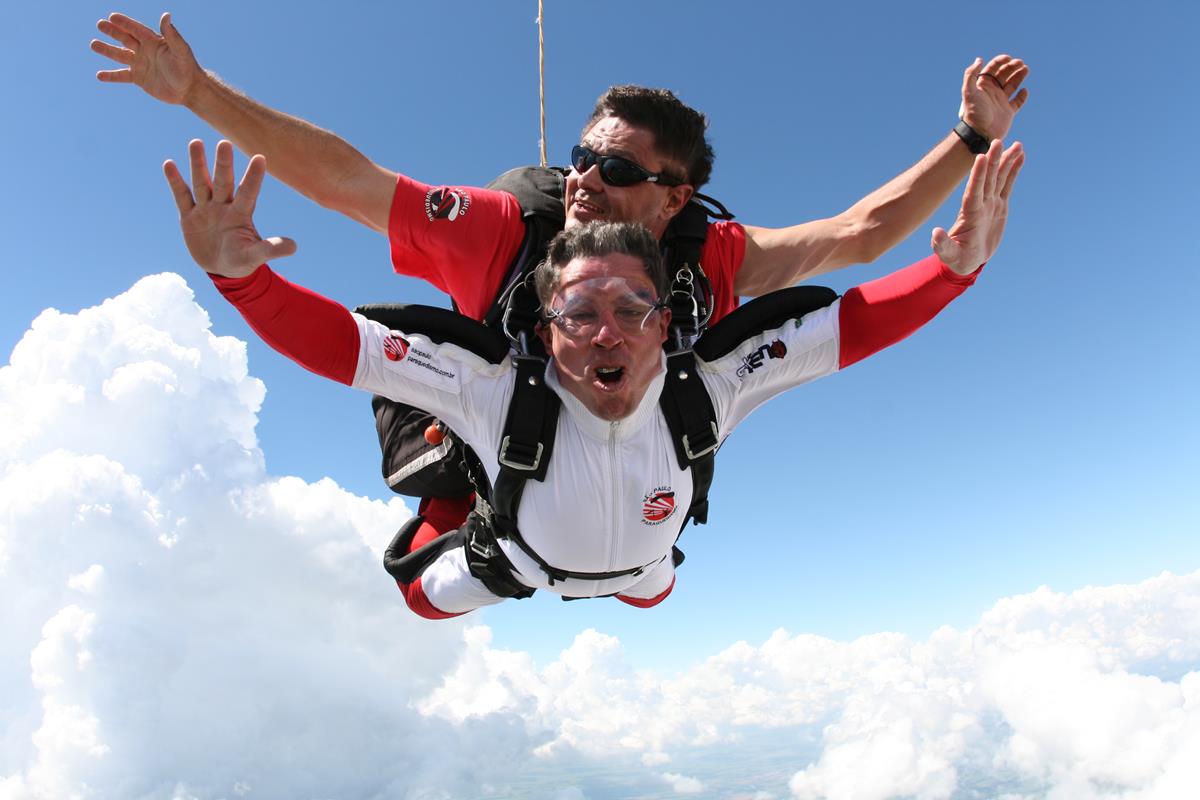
xmin=953 ymin=119 xmax=991 ymax=155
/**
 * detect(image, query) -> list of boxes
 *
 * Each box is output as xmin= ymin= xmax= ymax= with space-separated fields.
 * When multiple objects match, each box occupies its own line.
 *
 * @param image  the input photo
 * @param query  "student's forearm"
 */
xmin=212 ymin=265 xmax=361 ymax=383
xmin=186 ymin=72 xmax=394 ymax=232
xmin=737 ymin=135 xmax=979 ymax=295
xmin=837 ymin=254 xmax=979 ymax=368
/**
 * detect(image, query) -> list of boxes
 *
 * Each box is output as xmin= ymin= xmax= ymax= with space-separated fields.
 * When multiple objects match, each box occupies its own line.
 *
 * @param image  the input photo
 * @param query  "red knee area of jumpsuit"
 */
xmin=398 ymin=577 xmax=465 ymax=620
xmin=398 ymin=496 xmax=475 ymax=620
xmin=616 ymin=577 xmax=676 ymax=609
xmin=411 ymin=495 xmax=474 ymax=551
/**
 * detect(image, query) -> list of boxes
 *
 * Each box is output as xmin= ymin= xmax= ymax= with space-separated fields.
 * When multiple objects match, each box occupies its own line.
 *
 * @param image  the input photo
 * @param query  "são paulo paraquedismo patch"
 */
xmin=641 ymin=486 xmax=677 ymax=525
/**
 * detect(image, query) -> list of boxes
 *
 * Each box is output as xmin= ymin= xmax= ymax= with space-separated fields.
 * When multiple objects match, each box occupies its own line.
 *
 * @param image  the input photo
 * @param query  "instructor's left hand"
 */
xmin=959 ymin=54 xmax=1030 ymax=140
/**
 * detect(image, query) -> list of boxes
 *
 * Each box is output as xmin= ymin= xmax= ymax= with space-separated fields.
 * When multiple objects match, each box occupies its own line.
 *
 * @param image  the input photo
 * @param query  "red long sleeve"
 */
xmin=838 ymin=255 xmax=979 ymax=369
xmin=211 ymin=266 xmax=361 ymax=385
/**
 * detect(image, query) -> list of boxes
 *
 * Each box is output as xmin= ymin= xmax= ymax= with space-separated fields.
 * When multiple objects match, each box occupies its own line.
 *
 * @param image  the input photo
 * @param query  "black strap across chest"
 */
xmin=465 ymin=346 xmax=716 ymax=587
xmin=468 ymin=283 xmax=842 ymax=587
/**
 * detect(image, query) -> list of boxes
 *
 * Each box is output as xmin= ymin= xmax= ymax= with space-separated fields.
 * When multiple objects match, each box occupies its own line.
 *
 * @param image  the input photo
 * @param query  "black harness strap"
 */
xmin=355 ymin=303 xmax=513 ymax=363
xmin=659 ymin=349 xmax=719 ymax=527
xmin=481 ymin=167 xmax=567 ymax=334
xmin=495 ymin=353 xmax=559 ymax=484
xmin=456 ymin=371 xmax=665 ymax=587
xmin=463 ymin=510 xmax=536 ymax=599
xmin=663 ymin=201 xmax=716 ymax=348
xmin=693 ymin=286 xmax=840 ymax=361
xmin=383 ymin=514 xmax=466 ymax=585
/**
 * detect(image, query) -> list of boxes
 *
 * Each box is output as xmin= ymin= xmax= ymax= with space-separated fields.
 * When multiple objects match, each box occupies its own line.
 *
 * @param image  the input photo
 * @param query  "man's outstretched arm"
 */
xmin=837 ymin=137 xmax=1026 ymax=367
xmin=164 ymin=138 xmax=364 ymax=383
xmin=734 ymin=55 xmax=1029 ymax=296
xmin=98 ymin=12 xmax=396 ymax=233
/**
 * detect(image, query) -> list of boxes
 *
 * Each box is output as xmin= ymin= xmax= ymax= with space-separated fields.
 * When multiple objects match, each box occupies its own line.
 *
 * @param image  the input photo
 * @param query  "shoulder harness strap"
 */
xmin=481 ymin=166 xmax=567 ymax=334
xmin=692 ymin=285 xmax=840 ymax=362
xmin=471 ymin=347 xmax=669 ymax=586
xmin=660 ymin=284 xmax=843 ymax=530
xmin=353 ymin=303 xmax=511 ymax=363
xmin=659 ymin=350 xmax=718 ymax=527
xmin=653 ymin=192 xmax=735 ymax=528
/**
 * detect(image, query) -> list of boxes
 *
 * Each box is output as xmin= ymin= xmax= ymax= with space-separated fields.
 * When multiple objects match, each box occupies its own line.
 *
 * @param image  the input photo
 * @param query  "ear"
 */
xmin=536 ymin=321 xmax=554 ymax=352
xmin=661 ymin=184 xmax=695 ymax=222
xmin=656 ymin=307 xmax=672 ymax=345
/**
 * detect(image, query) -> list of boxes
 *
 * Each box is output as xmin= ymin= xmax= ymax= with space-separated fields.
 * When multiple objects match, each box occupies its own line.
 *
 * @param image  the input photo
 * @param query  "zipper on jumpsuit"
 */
xmin=606 ymin=419 xmax=620 ymax=572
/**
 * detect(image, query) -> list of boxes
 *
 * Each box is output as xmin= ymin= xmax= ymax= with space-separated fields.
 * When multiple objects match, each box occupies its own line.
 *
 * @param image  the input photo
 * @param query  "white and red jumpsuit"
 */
xmin=213 ymin=253 xmax=978 ymax=618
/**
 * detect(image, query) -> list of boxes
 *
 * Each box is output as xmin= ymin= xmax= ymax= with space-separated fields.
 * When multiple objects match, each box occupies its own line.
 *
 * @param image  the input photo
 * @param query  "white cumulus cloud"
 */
xmin=0 ymin=275 xmax=484 ymax=798
xmin=419 ymin=579 xmax=1200 ymax=799
xmin=2 ymin=274 xmax=1197 ymax=799
xmin=661 ymin=771 xmax=706 ymax=794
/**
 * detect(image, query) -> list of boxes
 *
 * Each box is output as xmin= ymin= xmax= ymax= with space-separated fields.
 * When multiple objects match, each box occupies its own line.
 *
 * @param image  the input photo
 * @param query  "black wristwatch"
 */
xmin=953 ymin=119 xmax=991 ymax=155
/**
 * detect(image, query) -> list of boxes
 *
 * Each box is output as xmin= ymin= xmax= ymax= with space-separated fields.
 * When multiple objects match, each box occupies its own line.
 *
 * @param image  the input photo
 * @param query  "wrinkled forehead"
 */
xmin=582 ymin=116 xmax=662 ymax=161
xmin=550 ymin=277 xmax=658 ymax=311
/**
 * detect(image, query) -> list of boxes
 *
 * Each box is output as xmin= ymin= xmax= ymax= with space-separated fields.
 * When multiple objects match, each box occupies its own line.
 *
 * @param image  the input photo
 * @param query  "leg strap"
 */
xmin=463 ymin=512 xmax=536 ymax=600
xmin=382 ymin=515 xmax=465 ymax=585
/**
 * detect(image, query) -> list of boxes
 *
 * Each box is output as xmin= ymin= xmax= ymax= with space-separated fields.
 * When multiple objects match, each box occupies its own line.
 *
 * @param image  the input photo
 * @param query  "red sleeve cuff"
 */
xmin=837 ymin=254 xmax=977 ymax=369
xmin=209 ymin=264 xmax=271 ymax=293
xmin=938 ymin=258 xmax=984 ymax=285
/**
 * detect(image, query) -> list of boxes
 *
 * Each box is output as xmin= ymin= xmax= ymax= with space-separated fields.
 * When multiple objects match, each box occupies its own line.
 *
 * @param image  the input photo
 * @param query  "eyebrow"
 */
xmin=581 ymin=139 xmax=641 ymax=163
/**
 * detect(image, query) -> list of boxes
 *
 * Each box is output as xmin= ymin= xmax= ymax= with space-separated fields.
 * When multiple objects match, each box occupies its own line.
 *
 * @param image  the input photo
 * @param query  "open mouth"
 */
xmin=571 ymin=196 xmax=605 ymax=218
xmin=594 ymin=366 xmax=625 ymax=387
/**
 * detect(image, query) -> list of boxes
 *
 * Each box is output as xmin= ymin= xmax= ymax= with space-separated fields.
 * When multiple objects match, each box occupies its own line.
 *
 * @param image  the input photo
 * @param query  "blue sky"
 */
xmin=2 ymin=2 xmax=1199 ymax=796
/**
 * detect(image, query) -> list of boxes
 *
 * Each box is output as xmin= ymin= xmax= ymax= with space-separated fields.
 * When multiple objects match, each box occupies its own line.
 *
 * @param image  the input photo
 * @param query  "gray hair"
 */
xmin=534 ymin=222 xmax=667 ymax=307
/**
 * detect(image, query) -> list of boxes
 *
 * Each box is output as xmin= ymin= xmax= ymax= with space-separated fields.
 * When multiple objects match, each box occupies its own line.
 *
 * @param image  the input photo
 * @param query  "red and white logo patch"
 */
xmin=642 ymin=488 xmax=677 ymax=525
xmin=424 ymin=187 xmax=471 ymax=221
xmin=383 ymin=333 xmax=410 ymax=362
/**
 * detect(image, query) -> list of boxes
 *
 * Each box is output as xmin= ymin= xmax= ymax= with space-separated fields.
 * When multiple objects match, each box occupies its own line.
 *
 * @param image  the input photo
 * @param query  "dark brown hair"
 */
xmin=583 ymin=85 xmax=714 ymax=188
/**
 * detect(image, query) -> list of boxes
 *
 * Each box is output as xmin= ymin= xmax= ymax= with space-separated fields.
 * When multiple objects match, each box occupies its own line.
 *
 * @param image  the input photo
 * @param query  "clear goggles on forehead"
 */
xmin=543 ymin=278 xmax=667 ymax=338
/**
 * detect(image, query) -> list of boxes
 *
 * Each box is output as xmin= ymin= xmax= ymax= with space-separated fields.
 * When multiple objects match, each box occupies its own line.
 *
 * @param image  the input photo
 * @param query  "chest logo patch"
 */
xmin=424 ymin=187 xmax=471 ymax=221
xmin=383 ymin=333 xmax=410 ymax=362
xmin=642 ymin=487 xmax=677 ymax=525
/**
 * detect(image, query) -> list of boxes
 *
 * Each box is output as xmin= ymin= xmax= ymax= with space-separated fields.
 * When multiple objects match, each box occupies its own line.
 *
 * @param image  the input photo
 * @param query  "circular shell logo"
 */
xmin=383 ymin=334 xmax=410 ymax=362
xmin=642 ymin=489 xmax=677 ymax=525
xmin=424 ymin=187 xmax=471 ymax=221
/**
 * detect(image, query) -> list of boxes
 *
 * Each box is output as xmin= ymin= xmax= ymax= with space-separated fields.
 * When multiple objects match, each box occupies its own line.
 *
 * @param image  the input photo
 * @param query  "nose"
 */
xmin=574 ymin=161 xmax=605 ymax=192
xmin=590 ymin=311 xmax=624 ymax=348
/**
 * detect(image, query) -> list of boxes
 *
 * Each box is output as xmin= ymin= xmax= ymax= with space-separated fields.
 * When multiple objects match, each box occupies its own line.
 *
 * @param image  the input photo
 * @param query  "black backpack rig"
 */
xmin=356 ymin=167 xmax=837 ymax=600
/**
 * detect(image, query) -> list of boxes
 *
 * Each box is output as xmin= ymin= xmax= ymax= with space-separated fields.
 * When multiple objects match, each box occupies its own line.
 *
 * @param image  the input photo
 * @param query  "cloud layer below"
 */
xmin=2 ymin=276 xmax=1197 ymax=799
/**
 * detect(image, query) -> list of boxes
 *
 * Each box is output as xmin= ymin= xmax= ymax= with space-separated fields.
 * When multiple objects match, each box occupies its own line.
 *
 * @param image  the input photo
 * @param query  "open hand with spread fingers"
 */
xmin=932 ymin=139 xmax=1025 ymax=275
xmin=164 ymin=140 xmax=297 ymax=279
xmin=93 ymin=12 xmax=204 ymax=105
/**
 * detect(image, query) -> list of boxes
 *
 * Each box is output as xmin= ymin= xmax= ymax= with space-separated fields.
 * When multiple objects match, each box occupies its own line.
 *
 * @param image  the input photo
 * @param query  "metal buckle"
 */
xmin=682 ymin=423 xmax=719 ymax=460
xmin=498 ymin=436 xmax=544 ymax=471
xmin=469 ymin=535 xmax=494 ymax=561
xmin=501 ymin=273 xmax=542 ymax=350
xmin=472 ymin=495 xmax=494 ymax=524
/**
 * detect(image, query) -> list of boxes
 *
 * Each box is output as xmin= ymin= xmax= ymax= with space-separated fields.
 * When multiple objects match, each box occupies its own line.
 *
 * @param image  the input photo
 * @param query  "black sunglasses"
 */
xmin=570 ymin=145 xmax=686 ymax=188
